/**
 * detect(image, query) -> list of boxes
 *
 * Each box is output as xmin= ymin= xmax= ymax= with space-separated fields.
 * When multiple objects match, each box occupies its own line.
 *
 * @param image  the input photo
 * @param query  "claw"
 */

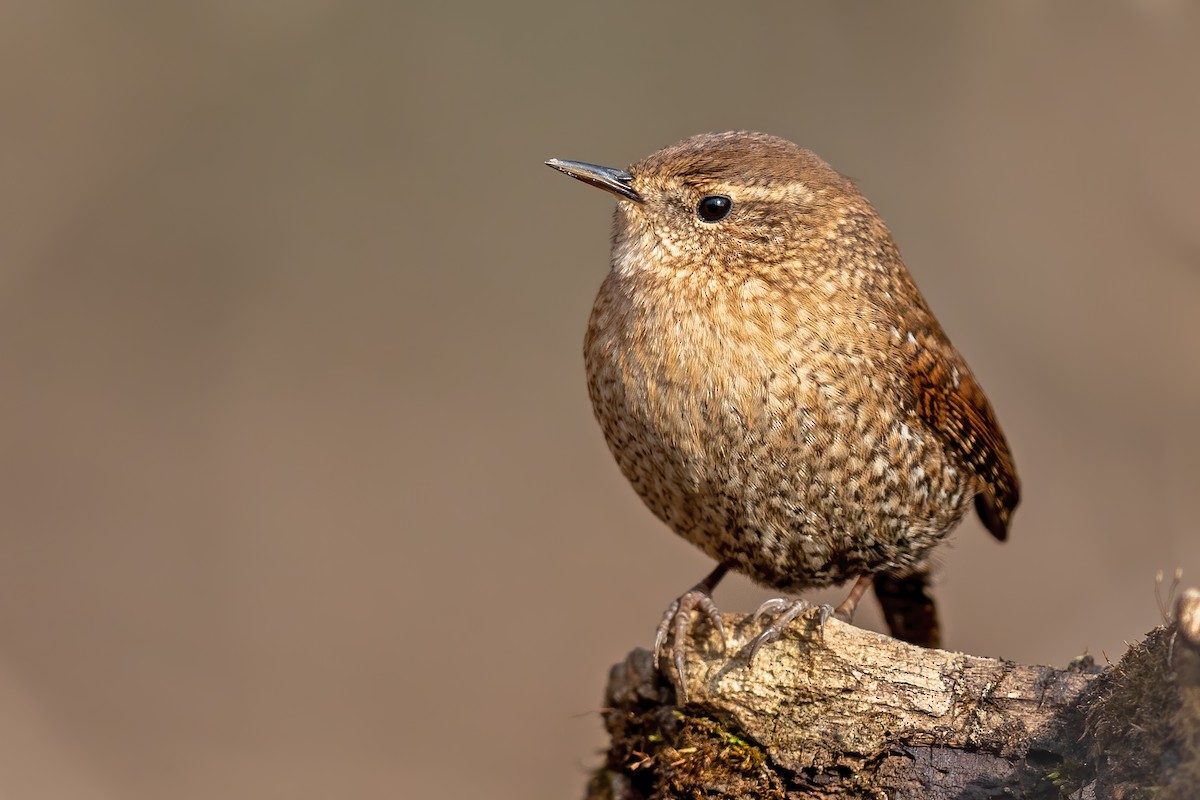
xmin=651 ymin=564 xmax=729 ymax=702
xmin=673 ymin=648 xmax=688 ymax=701
xmin=653 ymin=597 xmax=682 ymax=670
xmin=746 ymin=598 xmax=811 ymax=665
xmin=815 ymin=603 xmax=834 ymax=638
xmin=743 ymin=576 xmax=876 ymax=666
xmin=753 ymin=597 xmax=790 ymax=621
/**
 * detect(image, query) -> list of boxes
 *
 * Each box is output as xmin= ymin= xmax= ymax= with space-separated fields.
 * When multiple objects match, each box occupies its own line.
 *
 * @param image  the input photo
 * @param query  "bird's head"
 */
xmin=548 ymin=131 xmax=877 ymax=281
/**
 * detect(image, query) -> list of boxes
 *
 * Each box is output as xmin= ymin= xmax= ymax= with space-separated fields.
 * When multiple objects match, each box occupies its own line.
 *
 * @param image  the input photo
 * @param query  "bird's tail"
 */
xmin=873 ymin=569 xmax=941 ymax=649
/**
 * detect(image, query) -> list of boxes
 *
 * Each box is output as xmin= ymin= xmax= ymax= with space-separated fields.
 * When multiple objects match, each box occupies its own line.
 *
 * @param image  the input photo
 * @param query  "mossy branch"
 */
xmin=586 ymin=588 xmax=1200 ymax=799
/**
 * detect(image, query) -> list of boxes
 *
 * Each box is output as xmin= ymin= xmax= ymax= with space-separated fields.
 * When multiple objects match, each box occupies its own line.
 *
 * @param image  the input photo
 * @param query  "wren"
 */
xmin=547 ymin=132 xmax=1019 ymax=694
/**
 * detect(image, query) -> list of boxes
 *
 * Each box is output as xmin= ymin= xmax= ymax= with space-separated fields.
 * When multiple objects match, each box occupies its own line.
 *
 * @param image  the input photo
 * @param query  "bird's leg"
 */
xmin=746 ymin=573 xmax=877 ymax=664
xmin=833 ymin=573 xmax=874 ymax=622
xmin=653 ymin=563 xmax=729 ymax=701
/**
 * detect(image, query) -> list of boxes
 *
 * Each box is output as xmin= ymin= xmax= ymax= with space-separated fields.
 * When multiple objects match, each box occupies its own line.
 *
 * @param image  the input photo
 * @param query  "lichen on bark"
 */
xmin=585 ymin=597 xmax=1200 ymax=799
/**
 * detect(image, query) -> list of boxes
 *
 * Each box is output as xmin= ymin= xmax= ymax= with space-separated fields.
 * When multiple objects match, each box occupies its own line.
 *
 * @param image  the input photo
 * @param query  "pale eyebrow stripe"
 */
xmin=700 ymin=182 xmax=813 ymax=203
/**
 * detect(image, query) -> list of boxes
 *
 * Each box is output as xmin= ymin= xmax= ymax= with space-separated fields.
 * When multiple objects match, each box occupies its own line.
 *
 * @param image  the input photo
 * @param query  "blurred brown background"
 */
xmin=0 ymin=2 xmax=1197 ymax=798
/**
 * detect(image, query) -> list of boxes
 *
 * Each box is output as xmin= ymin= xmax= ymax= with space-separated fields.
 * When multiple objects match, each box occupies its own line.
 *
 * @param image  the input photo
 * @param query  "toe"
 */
xmin=816 ymin=604 xmax=836 ymax=637
xmin=745 ymin=599 xmax=810 ymax=665
xmin=697 ymin=595 xmax=726 ymax=653
xmin=653 ymin=587 xmax=728 ymax=698
xmin=753 ymin=597 xmax=790 ymax=621
xmin=653 ymin=597 xmax=684 ymax=669
xmin=673 ymin=645 xmax=689 ymax=703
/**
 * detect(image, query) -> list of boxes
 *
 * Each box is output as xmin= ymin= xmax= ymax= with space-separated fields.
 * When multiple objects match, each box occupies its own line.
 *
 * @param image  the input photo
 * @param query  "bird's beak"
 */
xmin=545 ymin=158 xmax=642 ymax=203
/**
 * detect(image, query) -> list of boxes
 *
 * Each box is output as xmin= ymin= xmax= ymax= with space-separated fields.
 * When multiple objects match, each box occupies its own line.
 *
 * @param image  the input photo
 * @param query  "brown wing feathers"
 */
xmin=909 ymin=337 xmax=1020 ymax=541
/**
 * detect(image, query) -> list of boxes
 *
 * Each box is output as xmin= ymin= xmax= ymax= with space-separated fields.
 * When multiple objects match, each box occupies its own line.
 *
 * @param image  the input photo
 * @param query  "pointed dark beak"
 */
xmin=545 ymin=158 xmax=641 ymax=203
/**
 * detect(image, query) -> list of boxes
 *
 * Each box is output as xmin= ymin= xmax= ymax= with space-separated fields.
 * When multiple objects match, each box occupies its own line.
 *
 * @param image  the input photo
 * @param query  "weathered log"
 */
xmin=586 ymin=588 xmax=1200 ymax=799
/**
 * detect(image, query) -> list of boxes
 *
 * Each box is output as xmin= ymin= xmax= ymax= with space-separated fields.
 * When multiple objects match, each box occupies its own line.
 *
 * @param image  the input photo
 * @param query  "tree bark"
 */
xmin=585 ymin=588 xmax=1200 ymax=799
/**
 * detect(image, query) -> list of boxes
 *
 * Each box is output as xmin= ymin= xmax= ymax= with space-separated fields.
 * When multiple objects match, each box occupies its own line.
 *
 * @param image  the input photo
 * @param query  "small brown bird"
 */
xmin=547 ymin=132 xmax=1018 ymax=692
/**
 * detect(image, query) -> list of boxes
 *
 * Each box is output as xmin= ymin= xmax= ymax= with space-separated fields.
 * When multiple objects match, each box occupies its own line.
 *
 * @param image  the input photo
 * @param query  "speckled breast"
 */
xmin=584 ymin=270 xmax=975 ymax=593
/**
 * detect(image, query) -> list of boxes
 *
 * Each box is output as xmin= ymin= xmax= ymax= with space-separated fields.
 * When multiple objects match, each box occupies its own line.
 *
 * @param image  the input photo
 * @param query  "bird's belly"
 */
xmin=585 ymin=318 xmax=974 ymax=592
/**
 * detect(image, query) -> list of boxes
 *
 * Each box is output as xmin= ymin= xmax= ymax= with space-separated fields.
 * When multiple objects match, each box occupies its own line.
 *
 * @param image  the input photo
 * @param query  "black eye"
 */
xmin=696 ymin=195 xmax=732 ymax=222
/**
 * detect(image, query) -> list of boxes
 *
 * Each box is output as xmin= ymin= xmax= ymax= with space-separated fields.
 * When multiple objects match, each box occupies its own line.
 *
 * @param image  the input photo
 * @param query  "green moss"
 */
xmin=597 ymin=697 xmax=784 ymax=799
xmin=583 ymin=766 xmax=614 ymax=800
xmin=1043 ymin=755 xmax=1090 ymax=799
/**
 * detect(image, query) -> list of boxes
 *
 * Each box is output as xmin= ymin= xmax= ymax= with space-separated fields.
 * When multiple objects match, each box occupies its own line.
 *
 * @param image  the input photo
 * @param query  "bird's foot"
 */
xmin=653 ymin=564 xmax=729 ymax=703
xmin=746 ymin=574 xmax=877 ymax=663
xmin=746 ymin=599 xmax=833 ymax=664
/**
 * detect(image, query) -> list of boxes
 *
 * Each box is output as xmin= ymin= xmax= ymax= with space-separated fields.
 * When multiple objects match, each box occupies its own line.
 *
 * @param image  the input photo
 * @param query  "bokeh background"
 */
xmin=0 ymin=2 xmax=1197 ymax=798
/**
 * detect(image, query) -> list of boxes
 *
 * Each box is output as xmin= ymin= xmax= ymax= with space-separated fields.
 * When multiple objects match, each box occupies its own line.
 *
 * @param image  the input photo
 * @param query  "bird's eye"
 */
xmin=696 ymin=195 xmax=733 ymax=222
